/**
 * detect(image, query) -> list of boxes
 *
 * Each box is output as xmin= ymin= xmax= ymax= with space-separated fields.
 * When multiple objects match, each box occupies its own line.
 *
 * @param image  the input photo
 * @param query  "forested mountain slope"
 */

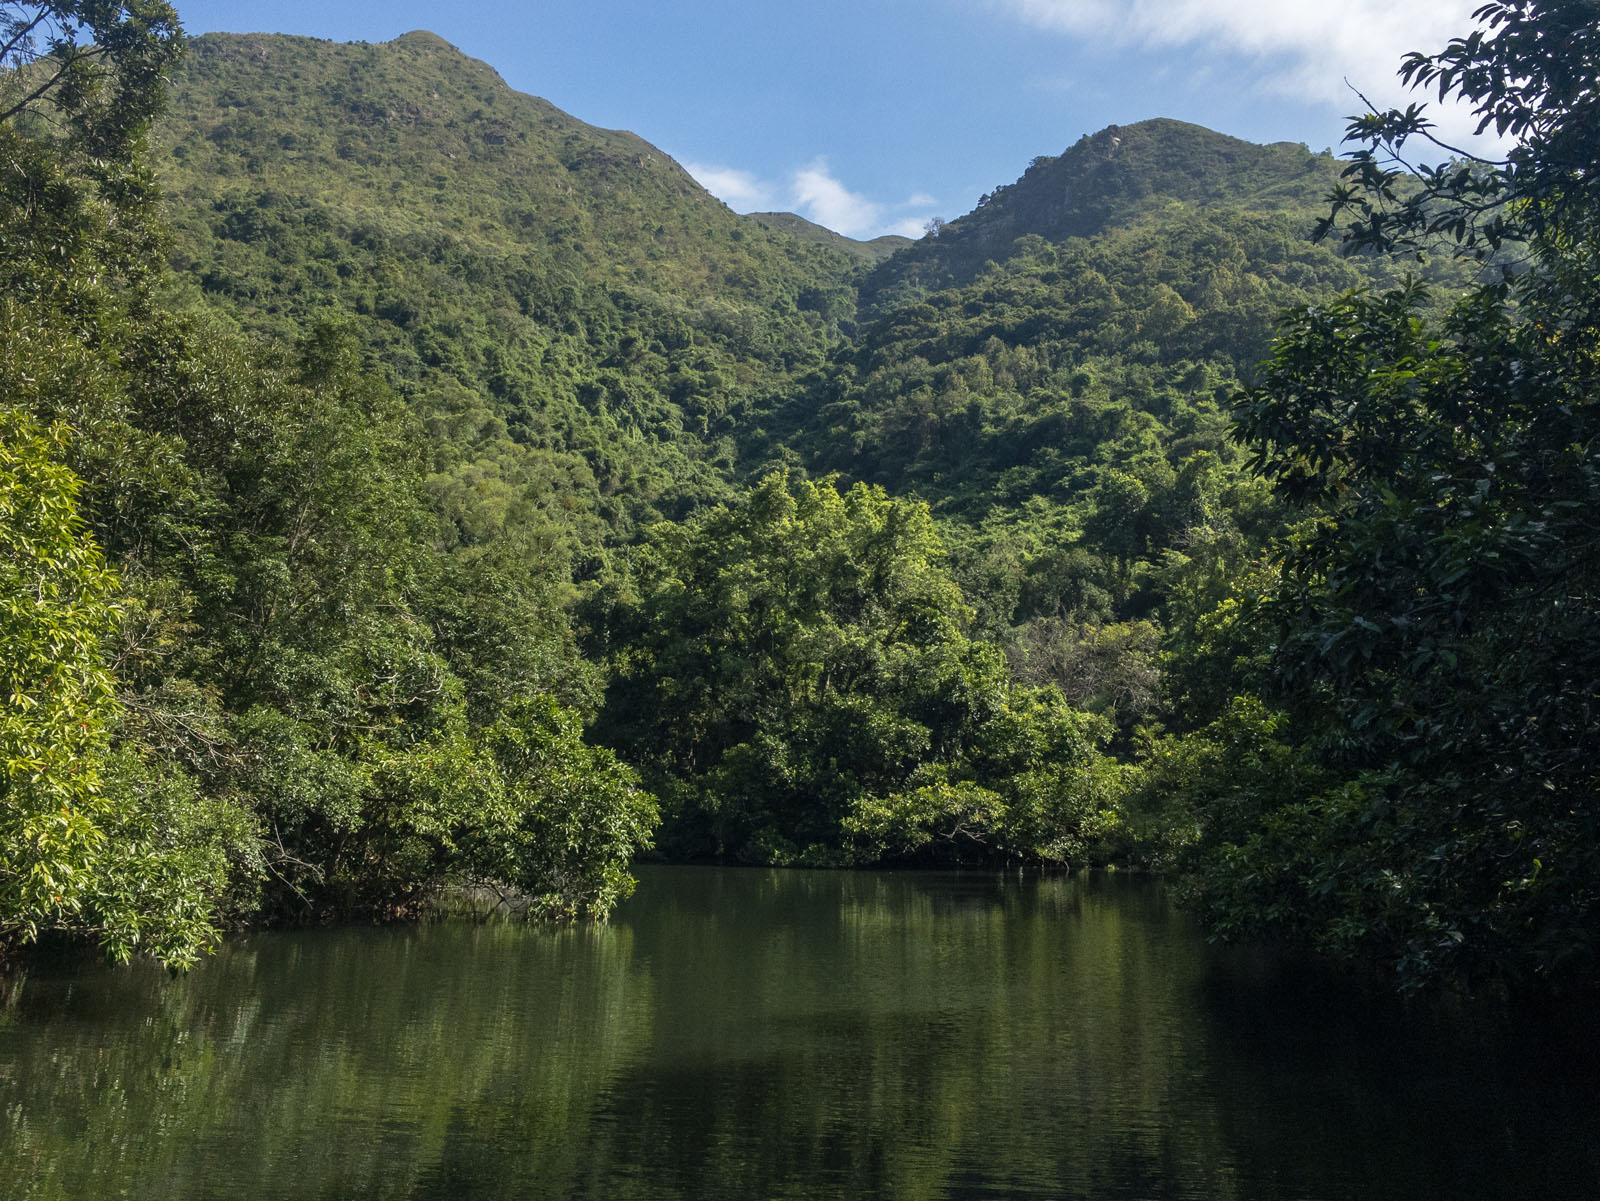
xmin=747 ymin=119 xmax=1474 ymax=748
xmin=746 ymin=211 xmax=912 ymax=263
xmin=765 ymin=117 xmax=1467 ymax=517
xmin=146 ymin=32 xmax=1478 ymax=851
xmin=154 ymin=37 xmax=1463 ymax=570
xmin=154 ymin=31 xmax=863 ymax=542
xmin=859 ymin=120 xmax=1348 ymax=303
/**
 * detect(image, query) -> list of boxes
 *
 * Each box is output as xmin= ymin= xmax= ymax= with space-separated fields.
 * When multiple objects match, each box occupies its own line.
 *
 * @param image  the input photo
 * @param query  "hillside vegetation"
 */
xmin=746 ymin=211 xmax=911 ymax=263
xmin=155 ymin=31 xmax=865 ymax=542
xmin=3 ymin=1 xmax=1593 ymax=994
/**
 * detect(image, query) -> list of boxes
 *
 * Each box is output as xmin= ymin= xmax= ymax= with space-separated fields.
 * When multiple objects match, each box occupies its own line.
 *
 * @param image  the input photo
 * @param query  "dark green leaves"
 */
xmin=1179 ymin=0 xmax=1600 ymax=991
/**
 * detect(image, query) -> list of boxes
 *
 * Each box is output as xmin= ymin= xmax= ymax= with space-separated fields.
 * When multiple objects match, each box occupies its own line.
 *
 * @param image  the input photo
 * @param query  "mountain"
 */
xmin=161 ymin=31 xmax=857 ymax=313
xmin=151 ymin=34 xmax=1475 ymax=626
xmin=756 ymin=120 xmax=1469 ymax=536
xmin=153 ymin=36 xmax=1479 ymax=573
xmin=746 ymin=211 xmax=913 ymax=262
xmin=19 ymin=9 xmax=1573 ymax=989
xmin=860 ymin=119 xmax=1348 ymax=303
xmin=153 ymin=31 xmax=866 ymax=540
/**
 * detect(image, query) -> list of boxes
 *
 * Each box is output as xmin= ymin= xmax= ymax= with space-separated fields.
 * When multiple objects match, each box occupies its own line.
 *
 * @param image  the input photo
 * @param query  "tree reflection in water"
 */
xmin=2 ymin=868 xmax=1596 ymax=1200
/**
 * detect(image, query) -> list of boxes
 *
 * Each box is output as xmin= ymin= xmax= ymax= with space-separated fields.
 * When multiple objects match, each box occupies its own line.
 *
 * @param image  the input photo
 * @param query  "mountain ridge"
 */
xmin=149 ymin=29 xmax=1439 ymax=552
xmin=860 ymin=117 xmax=1347 ymax=304
xmin=153 ymin=30 xmax=872 ymax=536
xmin=745 ymin=211 xmax=913 ymax=262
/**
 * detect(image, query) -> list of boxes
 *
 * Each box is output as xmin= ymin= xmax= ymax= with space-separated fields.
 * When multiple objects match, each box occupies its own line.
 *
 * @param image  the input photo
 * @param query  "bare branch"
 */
xmin=1346 ymin=82 xmax=1512 ymax=169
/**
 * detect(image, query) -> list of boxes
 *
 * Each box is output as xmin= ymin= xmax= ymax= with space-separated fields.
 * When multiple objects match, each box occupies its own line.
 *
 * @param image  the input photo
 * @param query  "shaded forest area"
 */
xmin=2 ymin=0 xmax=1595 ymax=993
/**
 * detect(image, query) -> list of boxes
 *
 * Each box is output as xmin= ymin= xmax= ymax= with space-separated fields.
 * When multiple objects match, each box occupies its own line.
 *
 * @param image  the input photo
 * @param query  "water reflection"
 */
xmin=1 ymin=868 xmax=1596 ymax=1200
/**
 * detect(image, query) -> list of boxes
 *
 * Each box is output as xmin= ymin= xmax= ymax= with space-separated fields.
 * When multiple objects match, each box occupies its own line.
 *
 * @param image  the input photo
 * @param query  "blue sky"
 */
xmin=170 ymin=0 xmax=1485 ymax=239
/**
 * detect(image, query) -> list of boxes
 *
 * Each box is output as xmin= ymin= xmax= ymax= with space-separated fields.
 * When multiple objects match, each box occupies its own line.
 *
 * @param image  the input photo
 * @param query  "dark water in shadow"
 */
xmin=2 ymin=867 xmax=1597 ymax=1199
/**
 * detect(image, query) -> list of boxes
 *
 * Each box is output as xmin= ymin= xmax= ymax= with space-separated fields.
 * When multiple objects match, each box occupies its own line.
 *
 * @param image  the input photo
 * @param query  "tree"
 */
xmin=0 ymin=0 xmax=239 ymax=966
xmin=1318 ymin=0 xmax=1599 ymax=263
xmin=1 ymin=2 xmax=181 ymax=145
xmin=1 ymin=1 xmax=181 ymax=311
xmin=0 ymin=410 xmax=236 ymax=966
xmin=1186 ymin=0 xmax=1600 ymax=990
xmin=594 ymin=472 xmax=1122 ymax=865
xmin=2 ymin=3 xmax=659 ymax=956
xmin=0 ymin=411 xmax=120 ymax=953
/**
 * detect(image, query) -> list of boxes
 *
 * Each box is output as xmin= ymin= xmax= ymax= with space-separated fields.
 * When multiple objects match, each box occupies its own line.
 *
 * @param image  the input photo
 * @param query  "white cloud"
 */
xmin=683 ymin=154 xmax=937 ymax=240
xmin=996 ymin=0 xmax=1495 ymax=148
xmin=792 ymin=159 xmax=886 ymax=238
xmin=884 ymin=216 xmax=935 ymax=239
xmin=683 ymin=161 xmax=778 ymax=211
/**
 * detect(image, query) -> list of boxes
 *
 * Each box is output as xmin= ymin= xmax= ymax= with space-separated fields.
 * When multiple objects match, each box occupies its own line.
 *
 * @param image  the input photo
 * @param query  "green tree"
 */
xmin=595 ymin=472 xmax=1121 ymax=864
xmin=2 ymin=1 xmax=658 ymax=956
xmin=0 ymin=0 xmax=240 ymax=966
xmin=0 ymin=411 xmax=235 ymax=965
xmin=1 ymin=2 xmax=181 ymax=138
xmin=1187 ymin=0 xmax=1600 ymax=990
xmin=0 ymin=411 xmax=120 ymax=952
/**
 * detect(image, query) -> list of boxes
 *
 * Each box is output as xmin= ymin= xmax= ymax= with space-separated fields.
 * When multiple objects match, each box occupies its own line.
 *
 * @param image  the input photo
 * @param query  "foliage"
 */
xmin=96 ymin=320 xmax=656 ymax=925
xmin=1321 ymin=0 xmax=1600 ymax=260
xmin=478 ymin=697 xmax=657 ymax=918
xmin=150 ymin=31 xmax=871 ymax=548
xmin=757 ymin=166 xmax=1408 ymax=745
xmin=0 ymin=410 xmax=120 ymax=950
xmin=592 ymin=473 xmax=1122 ymax=865
xmin=10 ymin=0 xmax=1594 ymax=994
xmin=0 ymin=0 xmax=240 ymax=966
xmin=1172 ymin=0 xmax=1600 ymax=991
xmin=1 ymin=1 xmax=181 ymax=155
xmin=0 ymin=10 xmax=660 ymax=965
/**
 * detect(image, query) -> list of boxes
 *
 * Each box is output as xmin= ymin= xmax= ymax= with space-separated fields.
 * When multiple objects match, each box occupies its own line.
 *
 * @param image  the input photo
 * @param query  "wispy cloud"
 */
xmin=685 ymin=155 xmax=938 ymax=240
xmin=995 ymin=0 xmax=1493 ymax=146
xmin=793 ymin=159 xmax=886 ymax=238
xmin=683 ymin=161 xmax=778 ymax=211
xmin=883 ymin=217 xmax=934 ymax=239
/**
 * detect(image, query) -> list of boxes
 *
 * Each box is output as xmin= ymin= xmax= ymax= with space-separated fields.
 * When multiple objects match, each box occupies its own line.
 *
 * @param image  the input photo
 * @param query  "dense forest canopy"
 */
xmin=1 ymin=0 xmax=1594 ymax=994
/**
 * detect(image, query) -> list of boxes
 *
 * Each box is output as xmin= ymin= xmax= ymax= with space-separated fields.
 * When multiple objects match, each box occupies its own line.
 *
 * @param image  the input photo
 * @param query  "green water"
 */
xmin=2 ymin=868 xmax=1596 ymax=1199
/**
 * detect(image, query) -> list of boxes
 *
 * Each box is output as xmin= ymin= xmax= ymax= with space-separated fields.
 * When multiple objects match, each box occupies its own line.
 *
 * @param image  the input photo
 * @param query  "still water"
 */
xmin=3 ymin=868 xmax=1597 ymax=1200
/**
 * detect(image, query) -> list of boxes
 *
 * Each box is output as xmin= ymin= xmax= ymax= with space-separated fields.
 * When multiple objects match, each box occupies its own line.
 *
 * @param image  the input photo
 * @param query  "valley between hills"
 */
xmin=4 ymin=4 xmax=1596 ymax=996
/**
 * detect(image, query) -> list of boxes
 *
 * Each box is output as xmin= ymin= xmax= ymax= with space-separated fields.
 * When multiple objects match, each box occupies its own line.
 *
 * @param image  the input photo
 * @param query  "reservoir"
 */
xmin=3 ymin=867 xmax=1596 ymax=1199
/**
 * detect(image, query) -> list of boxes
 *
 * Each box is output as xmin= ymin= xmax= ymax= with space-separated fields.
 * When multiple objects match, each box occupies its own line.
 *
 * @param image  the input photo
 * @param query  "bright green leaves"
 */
xmin=1 ymin=251 xmax=661 ymax=959
xmin=598 ymin=472 xmax=973 ymax=861
xmin=596 ymin=472 xmax=1123 ymax=866
xmin=0 ymin=410 xmax=229 ymax=967
xmin=480 ymin=697 xmax=656 ymax=919
xmin=144 ymin=328 xmax=657 ymax=926
xmin=0 ymin=408 xmax=118 ymax=948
